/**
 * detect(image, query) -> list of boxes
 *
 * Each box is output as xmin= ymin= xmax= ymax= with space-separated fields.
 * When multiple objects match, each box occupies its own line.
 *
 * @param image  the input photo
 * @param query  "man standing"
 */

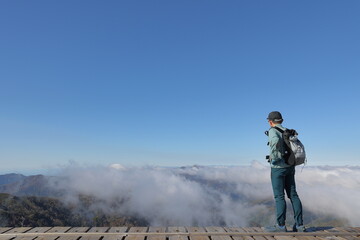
xmin=265 ymin=111 xmax=306 ymax=232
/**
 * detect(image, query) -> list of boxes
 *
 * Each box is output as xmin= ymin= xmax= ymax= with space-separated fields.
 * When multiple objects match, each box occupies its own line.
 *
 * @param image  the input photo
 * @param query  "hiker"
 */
xmin=264 ymin=111 xmax=306 ymax=232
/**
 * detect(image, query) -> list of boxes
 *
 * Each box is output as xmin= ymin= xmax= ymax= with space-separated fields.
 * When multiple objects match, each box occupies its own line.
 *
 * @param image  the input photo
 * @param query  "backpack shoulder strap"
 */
xmin=273 ymin=126 xmax=284 ymax=133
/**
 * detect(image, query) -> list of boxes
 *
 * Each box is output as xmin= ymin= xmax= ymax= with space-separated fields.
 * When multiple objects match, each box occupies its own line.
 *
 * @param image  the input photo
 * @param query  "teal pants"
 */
xmin=271 ymin=166 xmax=303 ymax=226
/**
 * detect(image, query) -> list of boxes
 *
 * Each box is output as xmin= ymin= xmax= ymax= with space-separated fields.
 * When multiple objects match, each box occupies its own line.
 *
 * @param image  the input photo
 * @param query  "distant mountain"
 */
xmin=0 ymin=192 xmax=74 ymax=227
xmin=0 ymin=173 xmax=26 ymax=186
xmin=0 ymin=193 xmax=146 ymax=227
xmin=0 ymin=174 xmax=59 ymax=197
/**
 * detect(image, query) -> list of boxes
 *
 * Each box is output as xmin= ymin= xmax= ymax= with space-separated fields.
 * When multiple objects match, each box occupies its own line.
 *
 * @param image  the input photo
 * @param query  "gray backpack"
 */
xmin=274 ymin=127 xmax=306 ymax=166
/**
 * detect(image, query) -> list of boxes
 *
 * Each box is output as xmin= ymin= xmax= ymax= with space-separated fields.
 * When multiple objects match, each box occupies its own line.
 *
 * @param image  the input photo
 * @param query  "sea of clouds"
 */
xmin=47 ymin=161 xmax=360 ymax=227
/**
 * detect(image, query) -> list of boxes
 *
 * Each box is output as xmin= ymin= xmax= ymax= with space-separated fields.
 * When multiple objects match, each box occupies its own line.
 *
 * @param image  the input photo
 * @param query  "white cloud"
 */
xmin=48 ymin=162 xmax=360 ymax=226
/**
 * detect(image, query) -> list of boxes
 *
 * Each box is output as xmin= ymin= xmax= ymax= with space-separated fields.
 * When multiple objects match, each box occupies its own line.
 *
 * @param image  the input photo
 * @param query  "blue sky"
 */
xmin=0 ymin=1 xmax=359 ymax=173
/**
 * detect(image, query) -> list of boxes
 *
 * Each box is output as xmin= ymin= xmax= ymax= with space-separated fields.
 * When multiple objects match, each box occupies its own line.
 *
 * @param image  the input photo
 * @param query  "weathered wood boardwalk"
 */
xmin=1 ymin=227 xmax=360 ymax=240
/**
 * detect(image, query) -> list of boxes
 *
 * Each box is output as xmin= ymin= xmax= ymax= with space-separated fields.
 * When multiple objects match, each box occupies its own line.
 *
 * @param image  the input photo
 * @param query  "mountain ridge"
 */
xmin=0 ymin=174 xmax=26 ymax=186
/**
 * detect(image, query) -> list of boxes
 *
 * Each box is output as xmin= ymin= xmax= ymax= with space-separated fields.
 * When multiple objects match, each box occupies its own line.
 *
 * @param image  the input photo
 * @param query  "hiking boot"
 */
xmin=264 ymin=224 xmax=287 ymax=232
xmin=293 ymin=225 xmax=307 ymax=232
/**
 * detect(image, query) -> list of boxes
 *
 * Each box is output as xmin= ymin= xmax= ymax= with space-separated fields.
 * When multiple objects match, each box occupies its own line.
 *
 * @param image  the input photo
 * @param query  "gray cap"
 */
xmin=267 ymin=111 xmax=283 ymax=121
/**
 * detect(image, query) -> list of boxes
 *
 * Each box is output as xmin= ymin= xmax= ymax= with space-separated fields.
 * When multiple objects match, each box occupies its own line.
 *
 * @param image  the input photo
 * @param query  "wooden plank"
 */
xmin=0 ymin=229 xmax=16 ymax=240
xmin=339 ymin=227 xmax=360 ymax=233
xmin=67 ymin=228 xmax=90 ymax=233
xmin=187 ymin=227 xmax=209 ymax=240
xmin=57 ymin=227 xmax=89 ymax=240
xmin=243 ymin=227 xmax=258 ymax=240
xmin=36 ymin=227 xmax=71 ymax=240
xmin=205 ymin=227 xmax=226 ymax=232
xmin=250 ymin=227 xmax=275 ymax=240
xmin=224 ymin=227 xmax=247 ymax=240
xmin=335 ymin=227 xmax=360 ymax=235
xmin=27 ymin=228 xmax=52 ymax=233
xmin=320 ymin=227 xmax=348 ymax=240
xmin=205 ymin=227 xmax=231 ymax=240
xmin=168 ymin=227 xmax=187 ymax=240
xmin=124 ymin=227 xmax=148 ymax=240
xmin=168 ymin=227 xmax=187 ymax=233
xmin=5 ymin=228 xmax=31 ymax=234
xmin=88 ymin=227 xmax=109 ymax=233
xmin=0 ymin=229 xmax=12 ymax=234
xmin=274 ymin=236 xmax=297 ymax=240
xmin=78 ymin=234 xmax=102 ymax=240
xmin=241 ymin=227 xmax=265 ymax=240
xmin=224 ymin=227 xmax=246 ymax=232
xmin=148 ymin=227 xmax=167 ymax=240
xmin=250 ymin=227 xmax=276 ymax=240
xmin=293 ymin=236 xmax=318 ymax=240
xmin=0 ymin=228 xmax=32 ymax=240
xmin=322 ymin=227 xmax=360 ymax=240
xmin=0 ymin=236 xmax=15 ymax=240
xmin=46 ymin=227 xmax=72 ymax=233
xmin=107 ymin=227 xmax=128 ymax=233
xmin=51 ymin=233 xmax=77 ymax=240
xmin=127 ymin=227 xmax=148 ymax=233
xmin=14 ymin=227 xmax=51 ymax=240
xmin=103 ymin=227 xmax=128 ymax=240
xmin=316 ymin=237 xmax=346 ymax=240
xmin=260 ymin=235 xmax=276 ymax=239
xmin=168 ymin=227 xmax=187 ymax=232
xmin=80 ymin=227 xmax=109 ymax=240
xmin=264 ymin=235 xmax=276 ymax=240
xmin=339 ymin=233 xmax=360 ymax=239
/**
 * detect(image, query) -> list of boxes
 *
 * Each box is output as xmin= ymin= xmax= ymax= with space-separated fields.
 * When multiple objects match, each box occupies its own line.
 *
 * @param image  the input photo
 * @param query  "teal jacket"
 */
xmin=268 ymin=124 xmax=291 ymax=168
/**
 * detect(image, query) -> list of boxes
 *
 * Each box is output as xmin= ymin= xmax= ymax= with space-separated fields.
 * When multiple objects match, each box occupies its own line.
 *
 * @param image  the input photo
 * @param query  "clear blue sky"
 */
xmin=1 ymin=0 xmax=359 ymax=173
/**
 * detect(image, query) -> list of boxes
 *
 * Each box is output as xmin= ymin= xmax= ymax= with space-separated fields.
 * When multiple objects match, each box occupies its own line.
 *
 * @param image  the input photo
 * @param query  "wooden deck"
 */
xmin=0 ymin=227 xmax=359 ymax=240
